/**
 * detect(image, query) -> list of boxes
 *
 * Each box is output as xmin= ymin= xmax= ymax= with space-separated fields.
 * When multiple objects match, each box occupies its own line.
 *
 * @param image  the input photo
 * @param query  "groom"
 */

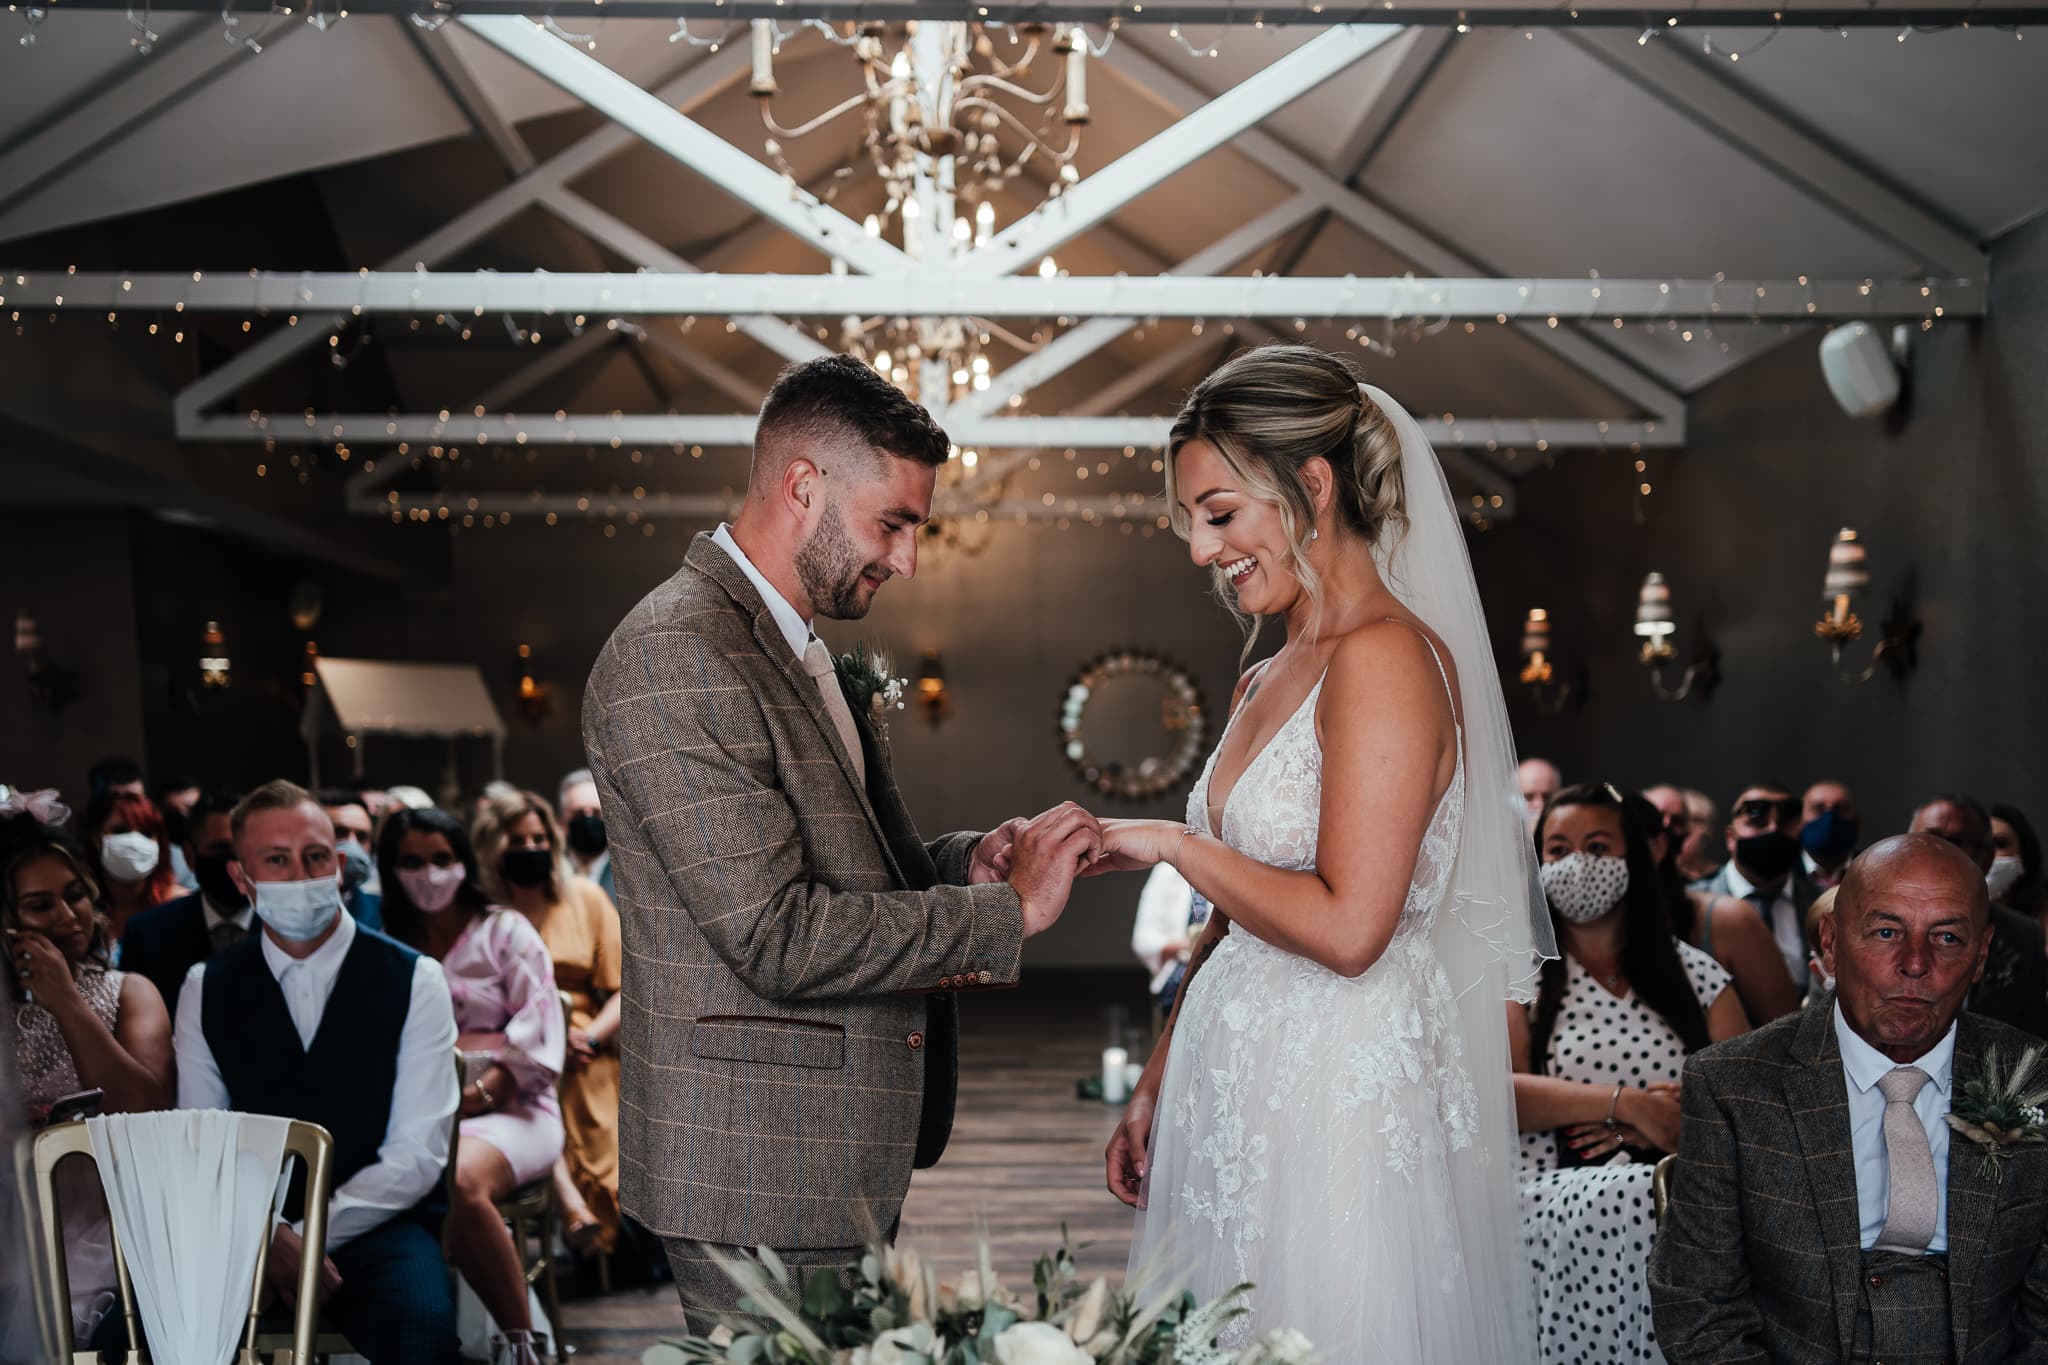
xmin=582 ymin=354 xmax=1101 ymax=1327
xmin=1650 ymin=833 xmax=2048 ymax=1364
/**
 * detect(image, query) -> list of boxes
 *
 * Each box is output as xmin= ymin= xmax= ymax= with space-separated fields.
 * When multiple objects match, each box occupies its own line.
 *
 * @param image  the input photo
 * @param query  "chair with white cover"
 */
xmin=32 ymin=1112 xmax=334 ymax=1365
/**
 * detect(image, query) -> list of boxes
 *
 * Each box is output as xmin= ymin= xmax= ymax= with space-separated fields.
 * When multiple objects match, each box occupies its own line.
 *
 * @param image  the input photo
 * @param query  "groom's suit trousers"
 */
xmin=583 ymin=532 xmax=1027 ymax=1255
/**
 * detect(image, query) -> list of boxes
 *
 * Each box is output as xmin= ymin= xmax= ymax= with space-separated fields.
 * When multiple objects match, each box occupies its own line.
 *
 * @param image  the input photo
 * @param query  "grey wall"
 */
xmin=1475 ymin=212 xmax=2048 ymax=842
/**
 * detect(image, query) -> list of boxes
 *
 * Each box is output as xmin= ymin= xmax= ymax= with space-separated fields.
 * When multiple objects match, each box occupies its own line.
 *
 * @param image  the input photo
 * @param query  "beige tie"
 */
xmin=801 ymin=637 xmax=867 ymax=791
xmin=1875 ymin=1065 xmax=1938 ymax=1253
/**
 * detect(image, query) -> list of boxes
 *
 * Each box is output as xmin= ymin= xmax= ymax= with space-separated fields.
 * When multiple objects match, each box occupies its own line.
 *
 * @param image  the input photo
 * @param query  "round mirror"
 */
xmin=1057 ymin=651 xmax=1209 ymax=803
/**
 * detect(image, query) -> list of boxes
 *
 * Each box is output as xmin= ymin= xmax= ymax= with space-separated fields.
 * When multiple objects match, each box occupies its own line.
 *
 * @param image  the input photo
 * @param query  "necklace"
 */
xmin=1581 ymin=956 xmax=1626 ymax=992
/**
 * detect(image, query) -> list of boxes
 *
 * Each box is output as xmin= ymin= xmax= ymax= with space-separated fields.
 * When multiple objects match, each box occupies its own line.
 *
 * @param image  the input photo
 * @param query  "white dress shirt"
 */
xmin=1724 ymin=861 xmax=1808 ymax=987
xmin=173 ymin=911 xmax=459 ymax=1249
xmin=200 ymin=893 xmax=253 ymax=936
xmin=712 ymin=523 xmax=813 ymax=659
xmin=1834 ymin=1001 xmax=1956 ymax=1253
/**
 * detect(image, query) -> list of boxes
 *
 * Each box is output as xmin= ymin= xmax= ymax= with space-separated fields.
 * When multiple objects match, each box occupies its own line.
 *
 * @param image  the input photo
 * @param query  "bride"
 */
xmin=1100 ymin=345 xmax=1552 ymax=1360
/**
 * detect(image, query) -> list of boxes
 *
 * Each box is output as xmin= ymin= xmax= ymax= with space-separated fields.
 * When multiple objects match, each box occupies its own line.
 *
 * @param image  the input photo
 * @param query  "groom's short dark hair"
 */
xmin=753 ymin=355 xmax=952 ymax=481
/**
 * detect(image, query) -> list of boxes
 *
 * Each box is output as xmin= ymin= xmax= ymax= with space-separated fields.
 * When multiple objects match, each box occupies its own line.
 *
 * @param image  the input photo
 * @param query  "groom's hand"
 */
xmin=1006 ymin=802 xmax=1104 ymax=937
xmin=968 ymin=816 xmax=1030 ymax=885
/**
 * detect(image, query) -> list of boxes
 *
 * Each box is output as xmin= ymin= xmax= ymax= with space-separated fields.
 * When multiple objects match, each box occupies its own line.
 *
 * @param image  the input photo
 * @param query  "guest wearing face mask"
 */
xmin=472 ymin=790 xmax=622 ymax=1258
xmin=1690 ymin=783 xmax=1820 ymax=993
xmin=378 ymin=807 xmax=565 ymax=1365
xmin=1677 ymin=788 xmax=1722 ymax=882
xmin=119 ymin=789 xmax=250 ymax=1019
xmin=555 ymin=769 xmax=614 ymax=905
xmin=1511 ymin=783 xmax=1749 ymax=1365
xmin=155 ymin=775 xmax=202 ymax=892
xmin=167 ymin=780 xmax=462 ymax=1365
xmin=321 ymin=789 xmax=385 ymax=932
xmin=82 ymin=790 xmax=182 ymax=958
xmin=1990 ymin=803 xmax=2045 ymax=924
xmin=1909 ymin=793 xmax=2048 ymax=1037
xmin=1798 ymin=780 xmax=1860 ymax=890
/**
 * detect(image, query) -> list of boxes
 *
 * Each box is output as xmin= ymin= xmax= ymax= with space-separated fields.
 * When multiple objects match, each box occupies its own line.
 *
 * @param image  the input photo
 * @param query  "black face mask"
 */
xmin=1799 ymin=810 xmax=1860 ymax=862
xmin=194 ymin=852 xmax=249 ymax=914
xmin=566 ymin=813 xmax=608 ymax=859
xmin=500 ymin=848 xmax=555 ymax=889
xmin=1736 ymin=830 xmax=1801 ymax=882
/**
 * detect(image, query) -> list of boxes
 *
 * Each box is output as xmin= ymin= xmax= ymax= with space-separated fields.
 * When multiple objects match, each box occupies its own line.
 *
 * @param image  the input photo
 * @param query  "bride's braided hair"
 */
xmin=1164 ymin=345 xmax=1409 ymax=659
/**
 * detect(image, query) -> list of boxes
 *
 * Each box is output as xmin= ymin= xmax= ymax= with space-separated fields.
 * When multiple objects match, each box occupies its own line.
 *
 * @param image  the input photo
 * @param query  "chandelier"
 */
xmin=752 ymin=20 xmax=1089 ymax=409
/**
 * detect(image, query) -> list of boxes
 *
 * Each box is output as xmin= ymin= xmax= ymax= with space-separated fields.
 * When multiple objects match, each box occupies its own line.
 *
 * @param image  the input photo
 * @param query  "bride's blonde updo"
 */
xmin=1164 ymin=345 xmax=1408 ymax=626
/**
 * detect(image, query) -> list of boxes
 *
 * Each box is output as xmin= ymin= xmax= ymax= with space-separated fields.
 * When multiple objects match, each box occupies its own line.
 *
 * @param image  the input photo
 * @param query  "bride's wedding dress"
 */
xmin=1128 ymin=629 xmax=1520 ymax=1361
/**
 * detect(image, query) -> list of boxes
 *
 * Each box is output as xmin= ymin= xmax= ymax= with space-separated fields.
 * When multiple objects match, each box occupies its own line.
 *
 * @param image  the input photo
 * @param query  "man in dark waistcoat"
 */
xmin=1651 ymin=834 xmax=2048 ymax=1365
xmin=171 ymin=780 xmax=462 ymax=1364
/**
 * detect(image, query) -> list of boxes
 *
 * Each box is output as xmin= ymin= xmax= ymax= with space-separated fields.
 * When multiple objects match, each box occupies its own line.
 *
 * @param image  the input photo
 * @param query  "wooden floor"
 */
xmin=559 ymin=970 xmax=1154 ymax=1363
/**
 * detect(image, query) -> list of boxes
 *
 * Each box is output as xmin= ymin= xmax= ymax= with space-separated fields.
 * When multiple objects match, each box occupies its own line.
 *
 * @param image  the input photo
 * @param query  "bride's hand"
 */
xmin=1107 ymin=1069 xmax=1161 ymax=1208
xmin=1087 ymin=819 xmax=1181 ymax=875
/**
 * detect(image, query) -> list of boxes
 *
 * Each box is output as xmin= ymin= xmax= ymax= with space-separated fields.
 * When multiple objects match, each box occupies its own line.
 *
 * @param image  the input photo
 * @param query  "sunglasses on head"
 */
xmin=1735 ymin=798 xmax=1800 ymax=824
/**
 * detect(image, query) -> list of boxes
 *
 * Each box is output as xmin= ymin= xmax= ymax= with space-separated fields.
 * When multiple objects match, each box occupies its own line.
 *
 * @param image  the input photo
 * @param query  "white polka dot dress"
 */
xmin=1518 ymin=940 xmax=1730 ymax=1365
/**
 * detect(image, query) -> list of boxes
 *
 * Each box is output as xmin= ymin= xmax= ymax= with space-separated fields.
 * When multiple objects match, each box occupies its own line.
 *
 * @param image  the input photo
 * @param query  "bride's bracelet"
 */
xmin=1172 ymin=823 xmax=1204 ymax=865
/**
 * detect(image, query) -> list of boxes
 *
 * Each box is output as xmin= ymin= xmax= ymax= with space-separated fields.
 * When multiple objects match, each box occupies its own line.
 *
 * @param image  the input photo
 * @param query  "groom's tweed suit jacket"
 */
xmin=582 ymin=533 xmax=1024 ymax=1250
xmin=1649 ymin=1001 xmax=2048 ymax=1365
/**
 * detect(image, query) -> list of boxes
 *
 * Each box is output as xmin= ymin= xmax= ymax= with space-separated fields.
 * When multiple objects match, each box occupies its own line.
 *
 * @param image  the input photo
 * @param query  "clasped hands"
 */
xmin=968 ymin=806 xmax=1188 ymax=937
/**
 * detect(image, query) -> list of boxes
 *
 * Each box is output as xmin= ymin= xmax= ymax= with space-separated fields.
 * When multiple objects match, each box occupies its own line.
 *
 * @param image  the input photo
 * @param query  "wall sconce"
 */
xmin=916 ymin=648 xmax=950 ymax=726
xmin=199 ymin=620 xmax=231 ymax=689
xmin=1518 ymin=608 xmax=1574 ymax=714
xmin=15 ymin=609 xmax=78 ymax=712
xmin=1633 ymin=573 xmax=1718 ymax=702
xmin=515 ymin=643 xmax=553 ymax=724
xmin=1813 ymin=527 xmax=1918 ymax=684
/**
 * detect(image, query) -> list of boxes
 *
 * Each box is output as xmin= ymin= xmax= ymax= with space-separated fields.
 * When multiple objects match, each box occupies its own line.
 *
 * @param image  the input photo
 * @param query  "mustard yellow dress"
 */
xmin=523 ymin=876 xmax=623 ymax=1250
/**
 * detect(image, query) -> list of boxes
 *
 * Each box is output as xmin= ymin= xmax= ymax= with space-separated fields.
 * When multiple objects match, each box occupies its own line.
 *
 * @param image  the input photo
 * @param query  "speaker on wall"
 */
xmin=1818 ymin=321 xmax=1908 ymax=418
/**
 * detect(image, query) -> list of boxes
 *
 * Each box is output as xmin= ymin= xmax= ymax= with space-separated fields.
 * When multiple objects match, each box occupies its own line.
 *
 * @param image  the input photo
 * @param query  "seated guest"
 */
xmin=1990 ymin=803 xmax=2044 ymax=923
xmin=1130 ymin=862 xmax=1210 ymax=1016
xmin=354 ymin=777 xmax=393 ymax=821
xmin=321 ymin=788 xmax=385 ymax=930
xmin=1799 ymin=779 xmax=1860 ymax=890
xmin=1511 ymin=783 xmax=1748 ymax=1365
xmin=1692 ymin=782 xmax=1822 ymax=992
xmin=473 ymin=790 xmax=621 ymax=1258
xmin=386 ymin=785 xmax=438 ymax=813
xmin=1521 ymin=756 xmax=1562 ymax=836
xmin=378 ymin=807 xmax=564 ymax=1365
xmin=1632 ymin=792 xmax=1799 ymax=1024
xmin=85 ymin=756 xmax=145 ymax=802
xmin=155 ymin=775 xmax=202 ymax=892
xmin=1651 ymin=834 xmax=2048 ymax=1364
xmin=82 ymin=789 xmax=183 ymax=955
xmin=555 ymin=769 xmax=613 ymax=903
xmin=4 ymin=801 xmax=174 ymax=1343
xmin=1678 ymin=787 xmax=1723 ymax=882
xmin=1910 ymin=794 xmax=2048 ymax=1037
xmin=1803 ymin=884 xmax=1841 ymax=1005
xmin=172 ymin=781 xmax=461 ymax=1365
xmin=119 ymin=788 xmax=250 ymax=1018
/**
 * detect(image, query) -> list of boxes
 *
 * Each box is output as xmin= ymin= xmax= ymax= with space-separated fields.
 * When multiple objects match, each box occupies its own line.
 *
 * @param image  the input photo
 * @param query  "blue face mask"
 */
xmin=252 ymin=874 xmax=344 ymax=942
xmin=338 ymin=839 xmax=373 ymax=895
xmin=1800 ymin=809 xmax=1860 ymax=862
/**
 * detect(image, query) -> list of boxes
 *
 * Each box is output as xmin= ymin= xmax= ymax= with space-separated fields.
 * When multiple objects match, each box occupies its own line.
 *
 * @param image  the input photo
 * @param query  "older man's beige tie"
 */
xmin=1875 ymin=1065 xmax=1938 ymax=1253
xmin=802 ymin=637 xmax=867 ymax=791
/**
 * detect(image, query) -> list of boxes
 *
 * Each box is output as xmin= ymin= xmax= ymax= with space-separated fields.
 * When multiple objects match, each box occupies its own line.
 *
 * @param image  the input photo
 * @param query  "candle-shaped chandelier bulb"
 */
xmin=1822 ymin=527 xmax=1868 ymax=629
xmin=1519 ymin=608 xmax=1553 ymax=684
xmin=1063 ymin=28 xmax=1090 ymax=123
xmin=749 ymin=20 xmax=777 ymax=96
xmin=1634 ymin=573 xmax=1675 ymax=640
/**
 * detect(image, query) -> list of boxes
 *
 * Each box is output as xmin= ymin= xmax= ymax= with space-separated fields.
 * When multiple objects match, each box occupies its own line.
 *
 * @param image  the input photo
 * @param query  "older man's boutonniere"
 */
xmin=833 ymin=644 xmax=908 ymax=746
xmin=1947 ymin=1043 xmax=2048 ymax=1179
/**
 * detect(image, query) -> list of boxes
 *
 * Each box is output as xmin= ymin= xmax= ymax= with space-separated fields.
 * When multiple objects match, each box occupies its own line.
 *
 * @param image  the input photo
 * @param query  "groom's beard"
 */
xmin=795 ymin=501 xmax=888 ymax=619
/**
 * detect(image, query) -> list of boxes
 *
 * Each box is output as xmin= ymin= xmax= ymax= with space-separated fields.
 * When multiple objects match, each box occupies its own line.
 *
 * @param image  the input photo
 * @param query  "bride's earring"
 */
xmin=1309 ymin=529 xmax=1319 ymax=542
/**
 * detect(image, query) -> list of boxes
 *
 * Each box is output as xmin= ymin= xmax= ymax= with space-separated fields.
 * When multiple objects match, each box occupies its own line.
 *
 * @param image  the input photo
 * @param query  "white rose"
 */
xmin=850 ymin=1327 xmax=927 ymax=1365
xmin=1240 ymin=1327 xmax=1318 ymax=1365
xmin=991 ymin=1321 xmax=1093 ymax=1365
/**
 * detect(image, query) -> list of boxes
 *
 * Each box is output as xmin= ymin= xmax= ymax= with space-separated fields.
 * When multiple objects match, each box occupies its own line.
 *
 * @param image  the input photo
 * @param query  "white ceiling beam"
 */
xmin=1326 ymin=28 xmax=1454 ymax=182
xmin=1438 ymin=448 xmax=1519 ymax=519
xmin=1563 ymin=31 xmax=1989 ymax=278
xmin=962 ymin=25 xmax=1404 ymax=279
xmin=0 ymin=17 xmax=303 ymax=230
xmin=1072 ymin=331 xmax=1222 ymax=417
xmin=403 ymin=20 xmax=537 ymax=176
xmin=459 ymin=14 xmax=911 ymax=278
xmin=167 ymin=44 xmax=747 ymax=423
xmin=946 ymin=192 xmax=1320 ymax=421
xmin=182 ymin=410 xmax=1680 ymax=449
xmin=1105 ymin=38 xmax=1689 ymax=424
xmin=354 ymin=489 xmax=1170 ymax=525
xmin=634 ymin=324 xmax=770 ymax=409
xmin=535 ymin=188 xmax=828 ymax=365
xmin=33 ymin=270 xmax=1977 ymax=319
xmin=468 ymin=320 xmax=621 ymax=409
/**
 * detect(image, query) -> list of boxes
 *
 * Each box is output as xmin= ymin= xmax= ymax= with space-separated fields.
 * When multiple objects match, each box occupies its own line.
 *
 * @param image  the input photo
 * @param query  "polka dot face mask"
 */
xmin=1539 ymin=852 xmax=1631 ymax=923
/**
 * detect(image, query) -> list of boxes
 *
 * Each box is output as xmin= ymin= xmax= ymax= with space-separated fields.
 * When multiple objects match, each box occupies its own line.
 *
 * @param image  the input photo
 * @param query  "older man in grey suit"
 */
xmin=1650 ymin=834 xmax=2048 ymax=1365
xmin=583 ymin=355 xmax=1099 ymax=1330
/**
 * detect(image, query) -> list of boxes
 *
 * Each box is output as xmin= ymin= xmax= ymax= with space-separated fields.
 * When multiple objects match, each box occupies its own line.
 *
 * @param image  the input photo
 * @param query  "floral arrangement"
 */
xmin=641 ymin=1232 xmax=1316 ymax=1365
xmin=1948 ymin=1042 xmax=2048 ymax=1178
xmin=834 ymin=645 xmax=908 ymax=746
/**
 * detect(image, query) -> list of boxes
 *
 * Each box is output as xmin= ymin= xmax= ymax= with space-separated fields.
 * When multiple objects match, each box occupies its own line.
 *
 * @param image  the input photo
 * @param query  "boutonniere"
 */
xmin=832 ymin=643 xmax=907 ymax=746
xmin=1947 ymin=1042 xmax=2048 ymax=1179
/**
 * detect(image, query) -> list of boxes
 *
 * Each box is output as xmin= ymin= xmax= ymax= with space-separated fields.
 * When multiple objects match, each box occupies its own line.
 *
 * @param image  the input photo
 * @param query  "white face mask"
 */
xmin=251 ymin=874 xmax=344 ymax=942
xmin=1540 ymin=852 xmax=1631 ymax=924
xmin=1988 ymin=855 xmax=2025 ymax=901
xmin=100 ymin=831 xmax=161 ymax=884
